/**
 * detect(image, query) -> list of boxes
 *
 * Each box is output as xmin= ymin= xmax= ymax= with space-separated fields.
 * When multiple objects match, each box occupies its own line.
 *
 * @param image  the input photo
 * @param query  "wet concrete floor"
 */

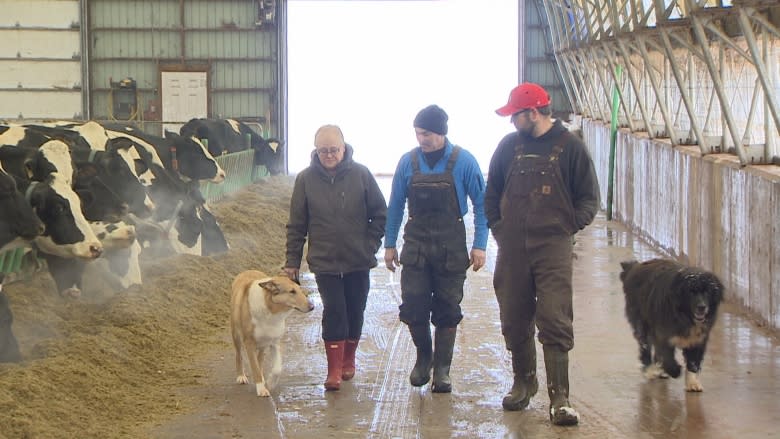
xmin=152 ymin=181 xmax=780 ymax=439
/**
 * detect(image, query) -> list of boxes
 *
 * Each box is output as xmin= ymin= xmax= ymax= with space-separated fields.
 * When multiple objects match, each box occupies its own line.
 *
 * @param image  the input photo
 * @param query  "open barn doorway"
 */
xmin=286 ymin=0 xmax=518 ymax=175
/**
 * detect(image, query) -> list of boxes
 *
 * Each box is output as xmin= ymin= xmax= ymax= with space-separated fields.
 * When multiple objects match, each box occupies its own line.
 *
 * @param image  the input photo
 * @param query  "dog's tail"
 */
xmin=619 ymin=260 xmax=639 ymax=283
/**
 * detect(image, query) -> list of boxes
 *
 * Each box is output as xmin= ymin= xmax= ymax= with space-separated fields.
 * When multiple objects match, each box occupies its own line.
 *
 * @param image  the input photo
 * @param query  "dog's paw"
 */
xmin=685 ymin=370 xmax=703 ymax=392
xmin=236 ymin=374 xmax=249 ymax=385
xmin=255 ymin=383 xmax=270 ymax=397
xmin=664 ymin=363 xmax=682 ymax=379
xmin=643 ymin=363 xmax=666 ymax=380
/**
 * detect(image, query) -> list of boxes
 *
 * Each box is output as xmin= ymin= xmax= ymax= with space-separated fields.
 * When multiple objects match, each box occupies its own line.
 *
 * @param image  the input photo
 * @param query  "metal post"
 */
xmin=607 ymin=65 xmax=623 ymax=221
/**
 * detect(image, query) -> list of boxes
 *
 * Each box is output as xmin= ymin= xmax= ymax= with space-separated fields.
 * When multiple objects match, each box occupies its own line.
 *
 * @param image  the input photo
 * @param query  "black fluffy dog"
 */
xmin=619 ymin=259 xmax=724 ymax=391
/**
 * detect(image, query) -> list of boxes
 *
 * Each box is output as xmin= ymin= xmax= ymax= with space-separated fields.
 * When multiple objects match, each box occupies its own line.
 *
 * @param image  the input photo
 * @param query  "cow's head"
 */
xmin=253 ymin=137 xmax=285 ymax=175
xmin=164 ymin=131 xmax=226 ymax=183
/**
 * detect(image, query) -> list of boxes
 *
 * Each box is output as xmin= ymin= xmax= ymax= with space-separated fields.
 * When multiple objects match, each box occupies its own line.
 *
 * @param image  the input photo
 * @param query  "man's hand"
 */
xmin=470 ymin=249 xmax=486 ymax=272
xmin=384 ymin=248 xmax=399 ymax=272
xmin=283 ymin=267 xmax=300 ymax=283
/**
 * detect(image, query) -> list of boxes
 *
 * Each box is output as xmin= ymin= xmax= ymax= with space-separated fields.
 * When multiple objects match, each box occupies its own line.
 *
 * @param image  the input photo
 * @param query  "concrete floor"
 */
xmin=151 ymin=209 xmax=780 ymax=439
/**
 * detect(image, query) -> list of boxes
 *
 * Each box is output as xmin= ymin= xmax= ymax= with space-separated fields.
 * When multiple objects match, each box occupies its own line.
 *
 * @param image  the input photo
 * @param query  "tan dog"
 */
xmin=230 ymin=270 xmax=314 ymax=396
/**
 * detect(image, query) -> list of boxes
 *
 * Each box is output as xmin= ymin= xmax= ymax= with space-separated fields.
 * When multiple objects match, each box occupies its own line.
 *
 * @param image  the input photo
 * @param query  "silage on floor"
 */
xmin=0 ymin=176 xmax=295 ymax=439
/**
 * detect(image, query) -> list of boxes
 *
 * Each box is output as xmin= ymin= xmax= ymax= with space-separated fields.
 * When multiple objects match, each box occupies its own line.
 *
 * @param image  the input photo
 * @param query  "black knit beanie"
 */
xmin=413 ymin=105 xmax=448 ymax=135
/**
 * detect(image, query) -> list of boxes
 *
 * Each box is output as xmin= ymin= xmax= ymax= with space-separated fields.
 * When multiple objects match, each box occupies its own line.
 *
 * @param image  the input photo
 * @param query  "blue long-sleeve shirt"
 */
xmin=384 ymin=140 xmax=488 ymax=250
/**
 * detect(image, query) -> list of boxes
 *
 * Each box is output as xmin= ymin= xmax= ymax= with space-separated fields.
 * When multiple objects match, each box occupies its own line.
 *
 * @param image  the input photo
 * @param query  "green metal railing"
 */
xmin=1 ymin=148 xmax=263 ymax=279
xmin=199 ymin=149 xmax=269 ymax=203
xmin=0 ymin=248 xmax=26 ymax=282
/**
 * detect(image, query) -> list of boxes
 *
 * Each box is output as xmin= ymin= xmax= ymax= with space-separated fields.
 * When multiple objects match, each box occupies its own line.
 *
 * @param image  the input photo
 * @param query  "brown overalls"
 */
xmin=492 ymin=137 xmax=577 ymax=352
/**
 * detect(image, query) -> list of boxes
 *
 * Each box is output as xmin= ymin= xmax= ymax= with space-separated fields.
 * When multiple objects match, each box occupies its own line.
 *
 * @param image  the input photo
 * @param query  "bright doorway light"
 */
xmin=287 ymin=0 xmax=518 ymax=174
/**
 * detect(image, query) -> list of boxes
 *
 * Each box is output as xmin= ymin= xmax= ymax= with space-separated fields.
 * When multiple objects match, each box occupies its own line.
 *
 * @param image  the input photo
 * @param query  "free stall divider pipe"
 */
xmin=606 ymin=65 xmax=622 ymax=221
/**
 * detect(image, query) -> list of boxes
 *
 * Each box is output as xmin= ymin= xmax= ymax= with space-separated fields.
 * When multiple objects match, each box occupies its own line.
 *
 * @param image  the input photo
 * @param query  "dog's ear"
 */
xmin=257 ymin=277 xmax=281 ymax=294
xmin=620 ymin=260 xmax=637 ymax=271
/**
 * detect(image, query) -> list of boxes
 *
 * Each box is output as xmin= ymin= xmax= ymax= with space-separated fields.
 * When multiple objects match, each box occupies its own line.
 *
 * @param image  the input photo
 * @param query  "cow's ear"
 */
xmin=24 ymin=159 xmax=35 ymax=179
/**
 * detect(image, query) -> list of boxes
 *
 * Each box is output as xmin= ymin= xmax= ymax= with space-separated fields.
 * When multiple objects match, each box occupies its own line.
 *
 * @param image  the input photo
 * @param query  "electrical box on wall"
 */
xmin=109 ymin=77 xmax=138 ymax=120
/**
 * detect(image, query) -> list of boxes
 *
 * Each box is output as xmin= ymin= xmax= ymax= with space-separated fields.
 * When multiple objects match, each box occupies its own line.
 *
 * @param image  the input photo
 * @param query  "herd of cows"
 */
xmin=0 ymin=118 xmax=285 ymax=362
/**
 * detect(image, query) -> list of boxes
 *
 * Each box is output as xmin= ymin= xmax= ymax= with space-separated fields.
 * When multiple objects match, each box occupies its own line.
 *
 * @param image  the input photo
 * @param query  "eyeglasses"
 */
xmin=316 ymin=147 xmax=341 ymax=156
xmin=512 ymin=108 xmax=534 ymax=118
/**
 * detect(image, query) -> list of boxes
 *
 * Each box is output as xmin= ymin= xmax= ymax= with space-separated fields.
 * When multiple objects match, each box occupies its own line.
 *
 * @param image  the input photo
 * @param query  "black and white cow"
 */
xmin=44 ymin=220 xmax=141 ymax=298
xmin=25 ymin=122 xmax=155 ymax=218
xmin=0 ymin=125 xmax=52 ymax=150
xmin=91 ymin=221 xmax=142 ymax=290
xmin=180 ymin=118 xmax=285 ymax=174
xmin=103 ymin=124 xmax=226 ymax=183
xmin=101 ymin=126 xmax=229 ymax=257
xmin=0 ymin=141 xmax=103 ymax=261
xmin=0 ymin=163 xmax=44 ymax=252
xmin=0 ymin=274 xmax=22 ymax=363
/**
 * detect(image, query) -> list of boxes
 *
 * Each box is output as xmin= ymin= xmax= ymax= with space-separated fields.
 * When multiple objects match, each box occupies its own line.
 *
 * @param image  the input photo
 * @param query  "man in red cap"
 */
xmin=486 ymin=83 xmax=600 ymax=426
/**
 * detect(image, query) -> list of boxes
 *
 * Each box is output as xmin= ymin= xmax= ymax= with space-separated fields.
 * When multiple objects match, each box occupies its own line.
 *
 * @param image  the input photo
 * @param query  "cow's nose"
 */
xmin=211 ymin=169 xmax=226 ymax=183
xmin=90 ymin=244 xmax=103 ymax=259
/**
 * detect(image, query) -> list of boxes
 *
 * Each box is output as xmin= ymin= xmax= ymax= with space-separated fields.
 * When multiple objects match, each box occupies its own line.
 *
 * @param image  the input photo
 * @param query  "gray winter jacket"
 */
xmin=285 ymin=144 xmax=387 ymax=275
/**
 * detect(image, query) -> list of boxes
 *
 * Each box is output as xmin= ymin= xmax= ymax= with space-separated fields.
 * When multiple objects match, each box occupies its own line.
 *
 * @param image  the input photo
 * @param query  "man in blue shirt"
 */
xmin=384 ymin=104 xmax=488 ymax=393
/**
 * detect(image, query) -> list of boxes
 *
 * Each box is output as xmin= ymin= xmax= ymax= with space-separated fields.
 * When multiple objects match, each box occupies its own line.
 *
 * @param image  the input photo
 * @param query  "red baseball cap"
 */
xmin=495 ymin=83 xmax=551 ymax=116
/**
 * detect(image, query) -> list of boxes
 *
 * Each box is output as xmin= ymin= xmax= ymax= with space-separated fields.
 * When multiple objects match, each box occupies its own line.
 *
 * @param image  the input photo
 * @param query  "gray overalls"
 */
xmin=492 ymin=138 xmax=577 ymax=352
xmin=399 ymin=147 xmax=470 ymax=328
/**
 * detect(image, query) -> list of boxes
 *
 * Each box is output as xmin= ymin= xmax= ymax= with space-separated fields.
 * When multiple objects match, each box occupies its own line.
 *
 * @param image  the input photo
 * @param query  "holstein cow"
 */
xmin=0 ymin=141 xmax=103 ymax=298
xmin=0 ymin=141 xmax=102 ymax=261
xmin=0 ymin=124 xmax=54 ymax=150
xmin=180 ymin=118 xmax=285 ymax=175
xmin=0 ymin=274 xmax=22 ymax=363
xmin=100 ymin=125 xmax=228 ymax=256
xmin=46 ymin=221 xmax=142 ymax=297
xmin=102 ymin=123 xmax=226 ymax=183
xmin=0 ymin=163 xmax=44 ymax=252
xmin=25 ymin=122 xmax=155 ymax=218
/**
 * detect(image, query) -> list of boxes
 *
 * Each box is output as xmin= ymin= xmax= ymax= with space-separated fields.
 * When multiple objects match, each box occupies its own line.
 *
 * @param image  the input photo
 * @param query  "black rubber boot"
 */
xmin=432 ymin=327 xmax=457 ymax=393
xmin=502 ymin=338 xmax=538 ymax=411
xmin=543 ymin=345 xmax=580 ymax=426
xmin=408 ymin=324 xmax=433 ymax=387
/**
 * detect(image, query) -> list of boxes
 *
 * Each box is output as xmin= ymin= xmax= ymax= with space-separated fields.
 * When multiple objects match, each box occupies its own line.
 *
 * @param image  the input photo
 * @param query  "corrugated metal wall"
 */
xmin=0 ymin=0 xmax=82 ymax=120
xmin=520 ymin=0 xmax=571 ymax=118
xmin=87 ymin=0 xmax=281 ymax=136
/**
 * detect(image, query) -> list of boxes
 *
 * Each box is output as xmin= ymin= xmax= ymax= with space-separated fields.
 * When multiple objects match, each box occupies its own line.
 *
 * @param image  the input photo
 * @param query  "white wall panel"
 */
xmin=0 ymin=91 xmax=81 ymax=120
xmin=0 ymin=0 xmax=82 ymax=120
xmin=0 ymin=30 xmax=80 ymax=59
xmin=0 ymin=60 xmax=80 ymax=89
xmin=0 ymin=1 xmax=79 ymax=28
